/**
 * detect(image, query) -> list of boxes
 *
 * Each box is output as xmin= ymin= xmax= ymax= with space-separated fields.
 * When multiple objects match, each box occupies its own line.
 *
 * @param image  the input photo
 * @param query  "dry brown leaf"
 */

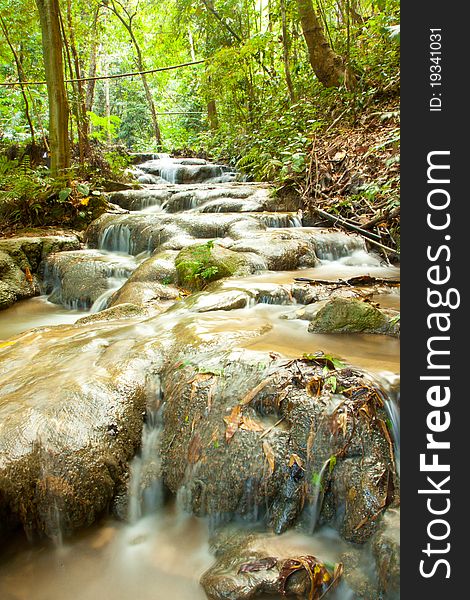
xmin=24 ymin=266 xmax=33 ymax=284
xmin=288 ymin=453 xmax=304 ymax=469
xmin=306 ymin=377 xmax=322 ymax=397
xmin=263 ymin=440 xmax=275 ymax=476
xmin=224 ymin=405 xmax=242 ymax=442
xmin=240 ymin=377 xmax=273 ymax=405
xmin=188 ymin=432 xmax=202 ymax=464
xmin=240 ymin=415 xmax=264 ymax=433
xmin=334 ymin=412 xmax=348 ymax=437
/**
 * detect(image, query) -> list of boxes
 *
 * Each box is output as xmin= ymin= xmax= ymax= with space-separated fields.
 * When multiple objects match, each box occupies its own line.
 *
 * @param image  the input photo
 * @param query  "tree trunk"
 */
xmin=280 ymin=0 xmax=295 ymax=102
xmin=35 ymin=0 xmax=70 ymax=176
xmin=86 ymin=9 xmax=100 ymax=113
xmin=66 ymin=0 xmax=90 ymax=164
xmin=207 ymin=99 xmax=219 ymax=130
xmin=105 ymin=1 xmax=162 ymax=148
xmin=295 ymin=0 xmax=351 ymax=88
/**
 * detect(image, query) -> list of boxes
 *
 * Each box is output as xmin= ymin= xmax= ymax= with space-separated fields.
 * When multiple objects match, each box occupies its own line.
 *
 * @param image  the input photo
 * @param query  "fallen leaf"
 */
xmin=306 ymin=377 xmax=322 ymax=397
xmin=263 ymin=440 xmax=275 ymax=475
xmin=238 ymin=557 xmax=278 ymax=574
xmin=334 ymin=412 xmax=348 ymax=437
xmin=224 ymin=405 xmax=242 ymax=442
xmin=24 ymin=266 xmax=33 ymax=284
xmin=188 ymin=432 xmax=202 ymax=464
xmin=279 ymin=555 xmax=336 ymax=600
xmin=240 ymin=415 xmax=264 ymax=432
xmin=240 ymin=377 xmax=274 ymax=405
xmin=288 ymin=453 xmax=304 ymax=469
xmin=0 ymin=340 xmax=16 ymax=349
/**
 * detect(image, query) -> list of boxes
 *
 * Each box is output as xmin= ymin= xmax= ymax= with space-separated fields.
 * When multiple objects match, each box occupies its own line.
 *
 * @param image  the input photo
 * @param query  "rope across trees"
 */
xmin=0 ymin=59 xmax=205 ymax=87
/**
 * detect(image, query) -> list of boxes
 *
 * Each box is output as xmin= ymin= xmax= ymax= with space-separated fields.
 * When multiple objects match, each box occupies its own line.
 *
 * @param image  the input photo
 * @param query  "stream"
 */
xmin=0 ymin=155 xmax=400 ymax=599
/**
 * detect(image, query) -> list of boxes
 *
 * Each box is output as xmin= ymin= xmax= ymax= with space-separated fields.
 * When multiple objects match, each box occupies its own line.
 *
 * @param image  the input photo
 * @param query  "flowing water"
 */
xmin=0 ymin=155 xmax=400 ymax=599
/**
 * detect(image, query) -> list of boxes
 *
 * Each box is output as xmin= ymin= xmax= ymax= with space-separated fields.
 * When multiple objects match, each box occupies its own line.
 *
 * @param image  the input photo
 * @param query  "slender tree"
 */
xmin=35 ymin=0 xmax=70 ymax=175
xmin=103 ymin=0 xmax=162 ymax=148
xmin=295 ymin=0 xmax=352 ymax=88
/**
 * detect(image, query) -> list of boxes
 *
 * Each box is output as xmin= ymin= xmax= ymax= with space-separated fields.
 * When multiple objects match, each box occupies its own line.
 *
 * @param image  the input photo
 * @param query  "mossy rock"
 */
xmin=175 ymin=242 xmax=249 ymax=291
xmin=307 ymin=298 xmax=399 ymax=336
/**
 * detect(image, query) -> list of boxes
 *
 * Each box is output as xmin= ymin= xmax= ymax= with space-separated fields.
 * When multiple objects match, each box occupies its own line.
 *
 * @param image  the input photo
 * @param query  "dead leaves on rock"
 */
xmin=238 ymin=557 xmax=278 ymax=574
xmin=224 ymin=405 xmax=242 ymax=442
xmin=240 ymin=415 xmax=264 ymax=433
xmin=288 ymin=453 xmax=304 ymax=470
xmin=279 ymin=555 xmax=343 ymax=600
xmin=224 ymin=405 xmax=265 ymax=442
xmin=240 ymin=376 xmax=274 ymax=405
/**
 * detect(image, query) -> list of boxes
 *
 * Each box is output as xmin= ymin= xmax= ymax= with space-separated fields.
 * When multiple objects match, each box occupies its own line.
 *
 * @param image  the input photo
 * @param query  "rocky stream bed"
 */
xmin=0 ymin=155 xmax=400 ymax=599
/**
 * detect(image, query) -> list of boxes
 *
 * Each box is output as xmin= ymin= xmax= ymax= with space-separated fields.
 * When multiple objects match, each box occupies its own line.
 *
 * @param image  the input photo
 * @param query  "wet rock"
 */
xmin=370 ymin=509 xmax=400 ymax=599
xmin=109 ymin=281 xmax=180 ymax=308
xmin=41 ymin=250 xmax=137 ymax=310
xmin=0 ymin=320 xmax=157 ymax=538
xmin=160 ymin=352 xmax=398 ymax=542
xmin=201 ymin=532 xmax=310 ymax=600
xmin=119 ymin=250 xmax=178 ymax=286
xmin=0 ymin=251 xmax=37 ymax=310
xmin=107 ymin=189 xmax=172 ymax=211
xmin=0 ymin=235 xmax=81 ymax=310
xmin=307 ymin=297 xmax=400 ymax=336
xmin=186 ymin=289 xmax=252 ymax=312
xmin=0 ymin=235 xmax=81 ymax=272
xmin=139 ymin=158 xmax=224 ymax=184
xmin=201 ymin=528 xmax=354 ymax=600
xmin=76 ymin=303 xmax=149 ymax=325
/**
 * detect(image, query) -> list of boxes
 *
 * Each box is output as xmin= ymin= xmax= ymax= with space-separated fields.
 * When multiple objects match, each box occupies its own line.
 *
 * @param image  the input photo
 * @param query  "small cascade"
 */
xmin=312 ymin=232 xmax=367 ymax=261
xmin=259 ymin=213 xmax=303 ymax=228
xmin=309 ymin=457 xmax=332 ymax=533
xmin=90 ymin=276 xmax=128 ymax=313
xmin=98 ymin=224 xmax=134 ymax=254
xmin=385 ymin=391 xmax=400 ymax=477
xmin=127 ymin=377 xmax=165 ymax=523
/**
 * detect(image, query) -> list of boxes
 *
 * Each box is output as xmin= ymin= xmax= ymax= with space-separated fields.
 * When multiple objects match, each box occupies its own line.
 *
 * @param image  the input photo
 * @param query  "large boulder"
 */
xmin=175 ymin=242 xmax=260 ymax=291
xmin=41 ymin=250 xmax=137 ymax=310
xmin=0 ymin=318 xmax=157 ymax=539
xmin=0 ymin=235 xmax=80 ymax=310
xmin=0 ymin=251 xmax=36 ymax=310
xmin=160 ymin=350 xmax=398 ymax=543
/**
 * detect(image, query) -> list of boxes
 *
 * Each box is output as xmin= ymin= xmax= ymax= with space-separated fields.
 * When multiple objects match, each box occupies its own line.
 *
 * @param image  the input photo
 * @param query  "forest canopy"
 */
xmin=0 ymin=0 xmax=399 ymax=239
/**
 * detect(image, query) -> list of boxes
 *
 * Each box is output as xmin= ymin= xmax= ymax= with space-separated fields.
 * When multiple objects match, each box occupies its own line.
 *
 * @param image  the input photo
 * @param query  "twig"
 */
xmin=260 ymin=417 xmax=285 ymax=439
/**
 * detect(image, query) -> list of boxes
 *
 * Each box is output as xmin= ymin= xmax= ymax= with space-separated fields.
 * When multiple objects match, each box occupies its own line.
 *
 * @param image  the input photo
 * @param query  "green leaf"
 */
xmin=77 ymin=183 xmax=90 ymax=196
xmin=58 ymin=187 xmax=72 ymax=202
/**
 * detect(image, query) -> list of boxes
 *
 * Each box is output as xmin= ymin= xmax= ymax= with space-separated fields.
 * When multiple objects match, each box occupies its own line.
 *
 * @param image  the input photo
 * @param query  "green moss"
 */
xmin=308 ymin=298 xmax=393 ymax=335
xmin=175 ymin=241 xmax=244 ymax=291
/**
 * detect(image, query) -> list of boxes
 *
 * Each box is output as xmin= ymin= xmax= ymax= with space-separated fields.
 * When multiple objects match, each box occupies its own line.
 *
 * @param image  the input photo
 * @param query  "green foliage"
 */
xmin=176 ymin=240 xmax=219 ymax=289
xmin=0 ymin=155 xmax=107 ymax=230
xmin=88 ymin=111 xmax=122 ymax=143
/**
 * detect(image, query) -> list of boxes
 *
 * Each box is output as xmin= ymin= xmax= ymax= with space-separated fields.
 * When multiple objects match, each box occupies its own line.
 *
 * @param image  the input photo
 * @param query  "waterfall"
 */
xmin=127 ymin=377 xmax=165 ymax=523
xmin=98 ymin=224 xmax=134 ymax=254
